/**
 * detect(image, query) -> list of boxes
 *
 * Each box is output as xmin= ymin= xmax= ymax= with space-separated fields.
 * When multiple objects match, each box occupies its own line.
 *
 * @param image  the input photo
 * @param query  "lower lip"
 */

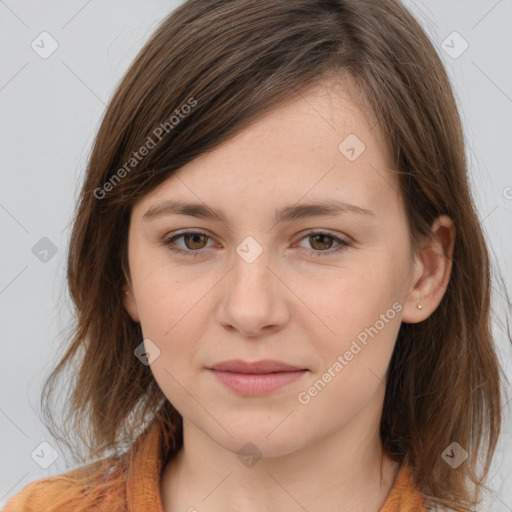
xmin=208 ymin=369 xmax=308 ymax=396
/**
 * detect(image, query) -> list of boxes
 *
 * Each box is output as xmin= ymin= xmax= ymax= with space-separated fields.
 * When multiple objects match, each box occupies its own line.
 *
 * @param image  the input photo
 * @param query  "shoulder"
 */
xmin=3 ymin=476 xmax=68 ymax=511
xmin=3 ymin=457 xmax=129 ymax=512
xmin=3 ymin=474 xmax=90 ymax=512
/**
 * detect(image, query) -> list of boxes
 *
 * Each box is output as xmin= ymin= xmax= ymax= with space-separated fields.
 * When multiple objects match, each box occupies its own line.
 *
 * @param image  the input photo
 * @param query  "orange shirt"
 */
xmin=4 ymin=419 xmax=428 ymax=511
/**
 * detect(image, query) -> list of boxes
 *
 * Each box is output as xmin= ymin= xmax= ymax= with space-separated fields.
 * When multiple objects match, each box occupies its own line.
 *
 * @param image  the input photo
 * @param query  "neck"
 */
xmin=160 ymin=396 xmax=400 ymax=512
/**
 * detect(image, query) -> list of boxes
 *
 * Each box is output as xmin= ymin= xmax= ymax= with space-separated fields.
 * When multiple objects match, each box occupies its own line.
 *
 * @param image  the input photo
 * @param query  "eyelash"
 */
xmin=161 ymin=229 xmax=351 ymax=258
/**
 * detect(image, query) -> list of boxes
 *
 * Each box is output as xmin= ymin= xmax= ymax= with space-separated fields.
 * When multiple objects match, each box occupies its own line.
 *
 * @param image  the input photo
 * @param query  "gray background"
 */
xmin=0 ymin=0 xmax=511 ymax=510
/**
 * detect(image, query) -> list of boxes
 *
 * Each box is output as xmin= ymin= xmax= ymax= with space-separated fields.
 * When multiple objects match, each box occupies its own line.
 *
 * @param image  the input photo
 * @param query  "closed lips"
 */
xmin=208 ymin=359 xmax=307 ymax=373
xmin=207 ymin=359 xmax=309 ymax=396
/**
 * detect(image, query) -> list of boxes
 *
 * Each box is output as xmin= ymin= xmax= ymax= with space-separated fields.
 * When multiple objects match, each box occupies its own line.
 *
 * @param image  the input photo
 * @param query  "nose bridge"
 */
xmin=218 ymin=234 xmax=287 ymax=335
xmin=230 ymin=234 xmax=273 ymax=296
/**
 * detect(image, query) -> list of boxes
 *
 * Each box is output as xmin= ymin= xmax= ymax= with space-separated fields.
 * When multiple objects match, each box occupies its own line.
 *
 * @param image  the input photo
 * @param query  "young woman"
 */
xmin=5 ymin=0 xmax=508 ymax=511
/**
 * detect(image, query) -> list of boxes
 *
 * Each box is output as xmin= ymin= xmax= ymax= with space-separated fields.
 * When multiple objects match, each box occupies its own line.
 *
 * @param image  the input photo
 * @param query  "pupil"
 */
xmin=187 ymin=234 xmax=205 ymax=249
xmin=312 ymin=234 xmax=331 ymax=250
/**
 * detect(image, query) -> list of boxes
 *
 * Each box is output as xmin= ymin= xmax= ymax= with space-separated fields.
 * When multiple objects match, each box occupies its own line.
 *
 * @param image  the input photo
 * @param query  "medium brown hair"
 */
xmin=41 ymin=0 xmax=510 ymax=510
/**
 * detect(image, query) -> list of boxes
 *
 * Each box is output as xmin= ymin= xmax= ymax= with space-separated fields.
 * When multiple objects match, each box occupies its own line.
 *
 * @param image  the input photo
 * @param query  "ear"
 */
xmin=401 ymin=215 xmax=456 ymax=324
xmin=122 ymin=283 xmax=141 ymax=323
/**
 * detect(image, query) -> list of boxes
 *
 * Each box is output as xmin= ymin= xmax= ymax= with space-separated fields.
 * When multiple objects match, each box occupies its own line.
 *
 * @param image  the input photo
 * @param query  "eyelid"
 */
xmin=295 ymin=229 xmax=352 ymax=255
xmin=163 ymin=229 xmax=215 ymax=256
xmin=162 ymin=228 xmax=352 ymax=257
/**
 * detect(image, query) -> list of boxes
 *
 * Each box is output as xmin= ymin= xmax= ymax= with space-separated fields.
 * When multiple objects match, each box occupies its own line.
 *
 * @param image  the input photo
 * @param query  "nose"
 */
xmin=215 ymin=248 xmax=290 ymax=338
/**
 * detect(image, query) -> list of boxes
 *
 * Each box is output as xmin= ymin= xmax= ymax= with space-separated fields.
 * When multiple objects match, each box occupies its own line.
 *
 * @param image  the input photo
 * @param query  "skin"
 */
xmin=122 ymin=77 xmax=456 ymax=512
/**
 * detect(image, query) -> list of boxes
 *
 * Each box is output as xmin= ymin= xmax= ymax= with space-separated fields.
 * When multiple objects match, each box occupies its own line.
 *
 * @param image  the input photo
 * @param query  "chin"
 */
xmin=210 ymin=424 xmax=308 ymax=461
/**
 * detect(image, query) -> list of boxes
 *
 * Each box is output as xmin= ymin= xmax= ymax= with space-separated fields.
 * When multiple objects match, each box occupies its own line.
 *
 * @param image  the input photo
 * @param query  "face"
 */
xmin=123 ymin=78 xmax=425 ymax=457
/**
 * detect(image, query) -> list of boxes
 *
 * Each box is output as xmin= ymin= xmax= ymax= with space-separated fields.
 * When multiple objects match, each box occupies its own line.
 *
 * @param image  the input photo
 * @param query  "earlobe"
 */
xmin=122 ymin=285 xmax=141 ymax=323
xmin=401 ymin=215 xmax=456 ymax=324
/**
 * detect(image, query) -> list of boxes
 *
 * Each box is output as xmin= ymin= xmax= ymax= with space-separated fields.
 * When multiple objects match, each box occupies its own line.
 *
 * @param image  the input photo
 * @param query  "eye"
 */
xmin=295 ymin=229 xmax=351 ymax=256
xmin=161 ymin=229 xmax=351 ymax=258
xmin=162 ymin=230 xmax=213 ymax=257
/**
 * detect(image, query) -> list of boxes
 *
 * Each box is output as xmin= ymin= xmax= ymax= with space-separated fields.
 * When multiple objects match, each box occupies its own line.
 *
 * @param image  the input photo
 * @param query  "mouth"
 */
xmin=207 ymin=359 xmax=309 ymax=396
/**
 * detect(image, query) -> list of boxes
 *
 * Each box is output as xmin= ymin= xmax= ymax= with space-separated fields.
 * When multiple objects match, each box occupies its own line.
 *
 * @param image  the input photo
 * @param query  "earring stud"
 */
xmin=417 ymin=303 xmax=423 ymax=310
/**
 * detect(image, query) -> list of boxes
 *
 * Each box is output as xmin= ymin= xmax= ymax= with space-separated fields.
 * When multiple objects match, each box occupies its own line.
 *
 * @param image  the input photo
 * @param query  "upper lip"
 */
xmin=208 ymin=359 xmax=306 ymax=374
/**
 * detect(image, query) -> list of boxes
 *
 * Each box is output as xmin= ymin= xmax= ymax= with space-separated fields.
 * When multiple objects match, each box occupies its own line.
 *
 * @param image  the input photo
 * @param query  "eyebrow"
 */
xmin=142 ymin=199 xmax=376 ymax=225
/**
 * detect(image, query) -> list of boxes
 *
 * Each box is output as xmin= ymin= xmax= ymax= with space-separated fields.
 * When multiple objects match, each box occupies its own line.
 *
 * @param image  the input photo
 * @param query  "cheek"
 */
xmin=136 ymin=286 xmax=207 ymax=360
xmin=135 ymin=281 xmax=208 ymax=416
xmin=292 ymin=254 xmax=403 ymax=378
xmin=295 ymin=300 xmax=401 ymax=428
xmin=293 ymin=261 xmax=396 ymax=332
xmin=129 ymin=274 xmax=202 ymax=373
xmin=129 ymin=246 xmax=201 ymax=339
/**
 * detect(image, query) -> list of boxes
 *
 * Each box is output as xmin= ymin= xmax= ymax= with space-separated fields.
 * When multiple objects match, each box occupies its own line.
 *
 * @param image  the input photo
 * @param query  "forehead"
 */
xmin=133 ymin=78 xmax=399 ymax=219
